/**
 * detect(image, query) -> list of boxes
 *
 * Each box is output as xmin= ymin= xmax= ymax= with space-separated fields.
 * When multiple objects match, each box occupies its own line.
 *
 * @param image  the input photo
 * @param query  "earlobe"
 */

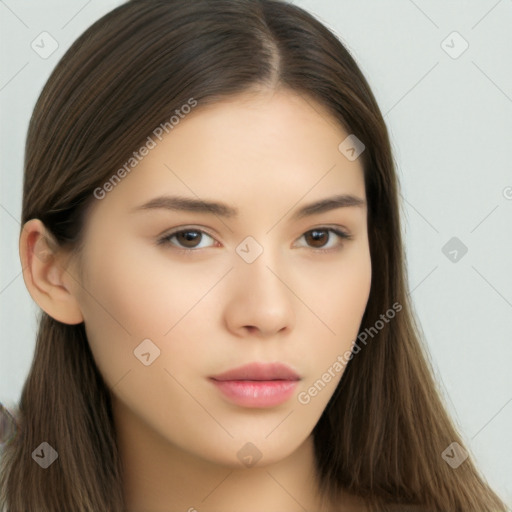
xmin=19 ymin=219 xmax=84 ymax=325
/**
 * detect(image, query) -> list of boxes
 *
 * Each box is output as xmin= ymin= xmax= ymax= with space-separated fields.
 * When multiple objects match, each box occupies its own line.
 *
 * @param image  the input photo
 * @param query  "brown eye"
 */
xmin=174 ymin=230 xmax=202 ymax=248
xmin=296 ymin=227 xmax=352 ymax=252
xmin=304 ymin=229 xmax=329 ymax=248
xmin=157 ymin=229 xmax=216 ymax=250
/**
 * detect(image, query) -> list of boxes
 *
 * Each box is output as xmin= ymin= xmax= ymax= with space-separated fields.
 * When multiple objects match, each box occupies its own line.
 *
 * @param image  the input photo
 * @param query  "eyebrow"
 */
xmin=129 ymin=193 xmax=366 ymax=220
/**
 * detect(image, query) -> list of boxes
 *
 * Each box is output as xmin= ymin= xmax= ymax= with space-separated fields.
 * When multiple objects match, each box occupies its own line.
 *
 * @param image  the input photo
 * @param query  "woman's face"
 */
xmin=66 ymin=88 xmax=371 ymax=467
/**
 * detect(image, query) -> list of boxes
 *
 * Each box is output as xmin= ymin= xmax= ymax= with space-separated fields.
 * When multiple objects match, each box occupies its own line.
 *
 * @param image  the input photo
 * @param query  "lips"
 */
xmin=209 ymin=362 xmax=301 ymax=382
xmin=208 ymin=362 xmax=301 ymax=408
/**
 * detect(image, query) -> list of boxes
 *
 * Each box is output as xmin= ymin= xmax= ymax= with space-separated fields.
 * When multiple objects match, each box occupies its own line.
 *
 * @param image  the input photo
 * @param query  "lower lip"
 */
xmin=209 ymin=379 xmax=299 ymax=408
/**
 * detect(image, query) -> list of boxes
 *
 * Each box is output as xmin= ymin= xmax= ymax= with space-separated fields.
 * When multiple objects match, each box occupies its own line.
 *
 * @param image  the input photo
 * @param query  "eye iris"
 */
xmin=176 ymin=230 xmax=201 ymax=248
xmin=306 ymin=229 xmax=328 ymax=247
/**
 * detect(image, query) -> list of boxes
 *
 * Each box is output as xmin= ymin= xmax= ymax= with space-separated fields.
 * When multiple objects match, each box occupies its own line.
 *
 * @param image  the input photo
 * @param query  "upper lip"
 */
xmin=209 ymin=362 xmax=301 ymax=381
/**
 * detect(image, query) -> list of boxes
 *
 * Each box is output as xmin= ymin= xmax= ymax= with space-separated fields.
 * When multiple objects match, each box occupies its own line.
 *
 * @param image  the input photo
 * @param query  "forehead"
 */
xmin=87 ymin=88 xmax=366 ymax=223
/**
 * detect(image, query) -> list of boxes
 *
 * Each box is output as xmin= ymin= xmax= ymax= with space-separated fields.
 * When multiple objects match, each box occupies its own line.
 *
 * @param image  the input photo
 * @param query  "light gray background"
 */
xmin=1 ymin=0 xmax=511 ymax=506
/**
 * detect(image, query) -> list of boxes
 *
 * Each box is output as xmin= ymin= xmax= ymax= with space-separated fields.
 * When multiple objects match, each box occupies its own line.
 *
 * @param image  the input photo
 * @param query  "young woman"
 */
xmin=0 ymin=0 xmax=507 ymax=510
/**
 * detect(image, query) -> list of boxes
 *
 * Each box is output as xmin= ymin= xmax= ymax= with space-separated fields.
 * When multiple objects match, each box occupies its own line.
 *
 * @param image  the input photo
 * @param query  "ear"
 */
xmin=19 ymin=219 xmax=84 ymax=325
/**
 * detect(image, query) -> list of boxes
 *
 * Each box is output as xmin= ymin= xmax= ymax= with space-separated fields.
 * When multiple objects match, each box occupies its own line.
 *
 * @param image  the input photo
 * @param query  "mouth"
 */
xmin=209 ymin=362 xmax=301 ymax=408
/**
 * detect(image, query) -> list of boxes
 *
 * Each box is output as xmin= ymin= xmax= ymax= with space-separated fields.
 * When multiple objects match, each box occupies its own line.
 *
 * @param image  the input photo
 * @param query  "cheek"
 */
xmin=82 ymin=238 xmax=208 ymax=329
xmin=303 ymin=246 xmax=372 ymax=338
xmin=333 ymin=255 xmax=372 ymax=335
xmin=77 ymin=241 xmax=225 ymax=386
xmin=295 ymin=246 xmax=371 ymax=381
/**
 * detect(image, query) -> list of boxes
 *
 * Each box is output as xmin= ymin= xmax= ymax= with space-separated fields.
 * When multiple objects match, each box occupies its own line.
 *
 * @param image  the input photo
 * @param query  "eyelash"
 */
xmin=156 ymin=226 xmax=353 ymax=254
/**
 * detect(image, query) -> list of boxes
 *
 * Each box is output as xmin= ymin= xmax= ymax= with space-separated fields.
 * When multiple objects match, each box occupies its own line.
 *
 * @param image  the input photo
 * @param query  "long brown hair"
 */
xmin=0 ymin=0 xmax=507 ymax=510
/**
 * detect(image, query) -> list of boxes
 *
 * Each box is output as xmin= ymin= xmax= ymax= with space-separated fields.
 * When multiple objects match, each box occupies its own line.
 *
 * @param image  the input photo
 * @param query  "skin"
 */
xmin=20 ymin=88 xmax=371 ymax=512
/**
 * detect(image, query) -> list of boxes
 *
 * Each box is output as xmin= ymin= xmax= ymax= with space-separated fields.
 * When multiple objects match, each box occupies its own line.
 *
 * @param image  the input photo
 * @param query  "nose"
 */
xmin=223 ymin=250 xmax=296 ymax=338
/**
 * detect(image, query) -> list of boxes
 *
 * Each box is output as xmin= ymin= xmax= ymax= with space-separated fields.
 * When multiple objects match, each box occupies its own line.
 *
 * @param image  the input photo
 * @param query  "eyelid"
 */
xmin=156 ymin=225 xmax=353 ymax=252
